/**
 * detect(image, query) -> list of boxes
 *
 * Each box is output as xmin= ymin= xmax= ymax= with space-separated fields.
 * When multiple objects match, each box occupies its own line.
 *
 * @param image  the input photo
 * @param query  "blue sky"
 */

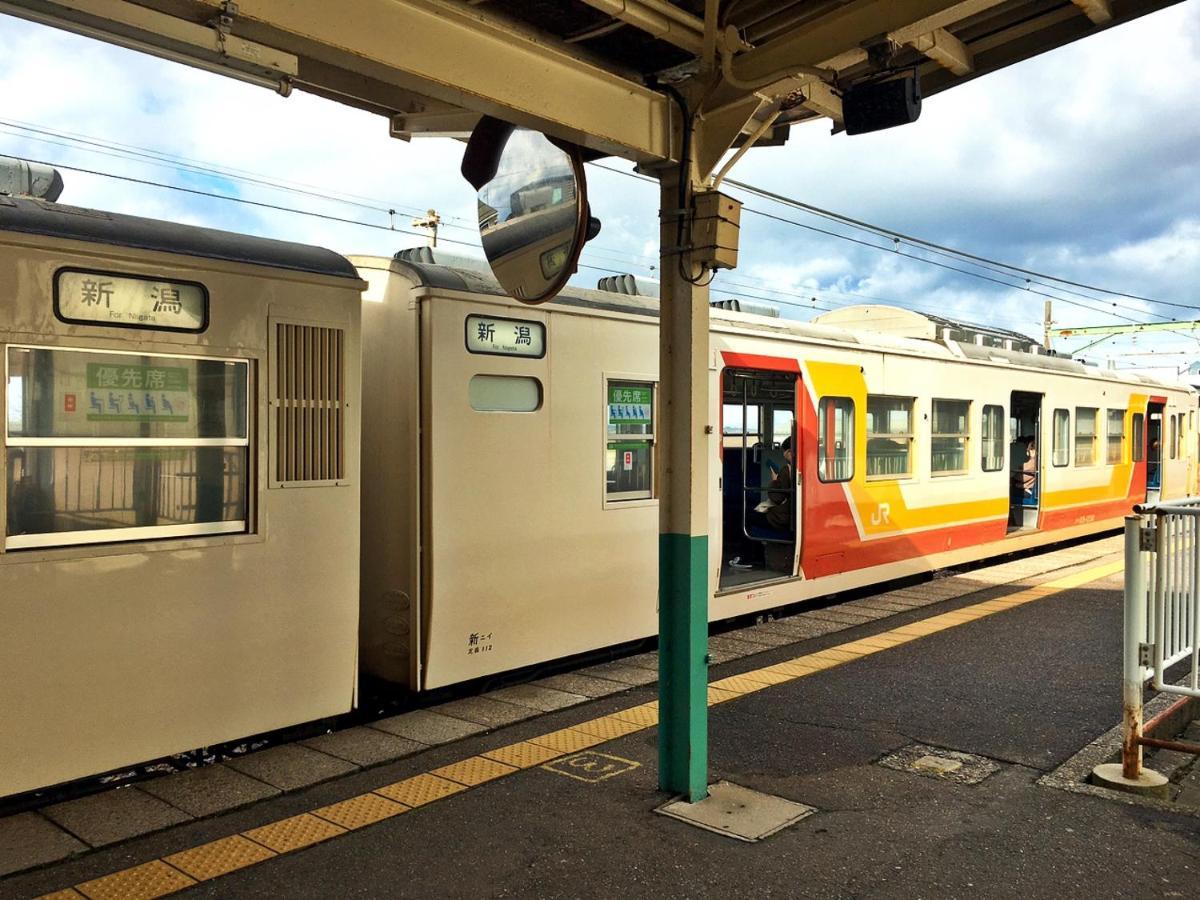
xmin=1 ymin=5 xmax=1198 ymax=375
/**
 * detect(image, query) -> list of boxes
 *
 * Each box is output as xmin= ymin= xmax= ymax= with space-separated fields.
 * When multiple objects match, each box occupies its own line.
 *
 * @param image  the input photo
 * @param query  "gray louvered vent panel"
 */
xmin=276 ymin=323 xmax=345 ymax=483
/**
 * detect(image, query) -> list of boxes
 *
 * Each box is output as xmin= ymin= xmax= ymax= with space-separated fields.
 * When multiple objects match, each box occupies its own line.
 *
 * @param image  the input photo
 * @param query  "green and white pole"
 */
xmin=657 ymin=166 xmax=710 ymax=803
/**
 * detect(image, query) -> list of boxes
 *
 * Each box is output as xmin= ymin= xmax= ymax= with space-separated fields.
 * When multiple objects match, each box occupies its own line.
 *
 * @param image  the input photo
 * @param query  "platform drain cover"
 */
xmin=656 ymin=781 xmax=817 ymax=842
xmin=879 ymin=744 xmax=1000 ymax=785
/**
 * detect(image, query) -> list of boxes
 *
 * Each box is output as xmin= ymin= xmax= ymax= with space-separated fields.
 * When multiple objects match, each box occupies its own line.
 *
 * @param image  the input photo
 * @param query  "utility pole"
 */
xmin=412 ymin=208 xmax=441 ymax=247
xmin=1043 ymin=300 xmax=1052 ymax=351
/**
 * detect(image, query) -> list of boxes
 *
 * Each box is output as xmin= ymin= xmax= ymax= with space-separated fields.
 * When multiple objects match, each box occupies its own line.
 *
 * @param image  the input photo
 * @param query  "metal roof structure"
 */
xmin=811 ymin=303 xmax=1042 ymax=351
xmin=0 ymin=195 xmax=360 ymax=279
xmin=1 ymin=1 xmax=1185 ymax=168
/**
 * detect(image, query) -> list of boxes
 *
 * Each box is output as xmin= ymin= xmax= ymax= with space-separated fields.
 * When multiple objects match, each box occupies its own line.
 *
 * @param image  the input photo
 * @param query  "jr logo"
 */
xmin=870 ymin=503 xmax=892 ymax=526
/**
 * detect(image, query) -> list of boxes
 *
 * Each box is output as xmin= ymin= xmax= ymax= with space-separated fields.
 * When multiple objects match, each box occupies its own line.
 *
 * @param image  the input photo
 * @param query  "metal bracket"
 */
xmin=1139 ymin=642 xmax=1154 ymax=668
xmin=1139 ymin=524 xmax=1157 ymax=552
xmin=210 ymin=1 xmax=238 ymax=54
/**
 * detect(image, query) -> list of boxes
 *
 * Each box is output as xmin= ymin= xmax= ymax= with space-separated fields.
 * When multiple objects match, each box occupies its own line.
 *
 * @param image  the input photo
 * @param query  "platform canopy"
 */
xmin=1 ymin=0 xmax=1185 ymax=171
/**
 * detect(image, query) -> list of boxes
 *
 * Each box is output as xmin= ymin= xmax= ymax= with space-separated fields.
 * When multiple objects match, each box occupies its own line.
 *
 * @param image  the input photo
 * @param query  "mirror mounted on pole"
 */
xmin=462 ymin=117 xmax=600 ymax=303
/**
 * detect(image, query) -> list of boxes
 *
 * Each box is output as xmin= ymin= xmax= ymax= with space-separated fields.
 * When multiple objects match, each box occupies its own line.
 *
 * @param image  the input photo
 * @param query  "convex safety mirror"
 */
xmin=462 ymin=118 xmax=598 ymax=303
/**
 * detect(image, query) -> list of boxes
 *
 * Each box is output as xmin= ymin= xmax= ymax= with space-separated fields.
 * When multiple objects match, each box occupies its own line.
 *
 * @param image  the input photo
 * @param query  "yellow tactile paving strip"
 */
xmin=35 ymin=557 xmax=1122 ymax=900
xmin=312 ymin=793 xmax=410 ymax=830
xmin=163 ymin=835 xmax=277 ymax=882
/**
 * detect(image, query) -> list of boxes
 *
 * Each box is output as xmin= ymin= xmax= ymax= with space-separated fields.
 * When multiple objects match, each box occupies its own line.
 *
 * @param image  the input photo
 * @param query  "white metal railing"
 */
xmin=1121 ymin=499 xmax=1200 ymax=778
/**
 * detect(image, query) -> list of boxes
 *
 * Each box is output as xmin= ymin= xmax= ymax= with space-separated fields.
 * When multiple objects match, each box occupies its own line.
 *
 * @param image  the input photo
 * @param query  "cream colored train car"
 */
xmin=0 ymin=199 xmax=363 ymax=799
xmin=355 ymin=253 xmax=1196 ymax=691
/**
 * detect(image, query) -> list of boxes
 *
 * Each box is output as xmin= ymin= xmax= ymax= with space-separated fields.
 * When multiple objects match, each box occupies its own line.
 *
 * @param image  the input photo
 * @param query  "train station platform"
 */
xmin=5 ymin=534 xmax=1200 ymax=899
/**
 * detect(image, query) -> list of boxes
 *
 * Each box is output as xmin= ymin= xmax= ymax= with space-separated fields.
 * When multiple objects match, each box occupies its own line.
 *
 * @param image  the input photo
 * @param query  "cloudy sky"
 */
xmin=1 ymin=4 xmax=1198 ymax=375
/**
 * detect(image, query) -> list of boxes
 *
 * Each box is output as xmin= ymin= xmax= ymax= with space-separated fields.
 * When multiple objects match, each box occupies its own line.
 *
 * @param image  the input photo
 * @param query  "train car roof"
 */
xmin=0 ymin=196 xmax=360 ymax=280
xmin=361 ymin=255 xmax=1192 ymax=396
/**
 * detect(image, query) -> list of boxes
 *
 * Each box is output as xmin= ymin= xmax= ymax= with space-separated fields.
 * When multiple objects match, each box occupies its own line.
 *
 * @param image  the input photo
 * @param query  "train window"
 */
xmin=1106 ymin=410 xmax=1125 ymax=465
xmin=605 ymin=380 xmax=654 ymax=501
xmin=5 ymin=345 xmax=249 ymax=549
xmin=931 ymin=399 xmax=969 ymax=475
xmin=468 ymin=374 xmax=542 ymax=412
xmin=866 ymin=395 xmax=913 ymax=479
xmin=1074 ymin=407 xmax=1097 ymax=466
xmin=1052 ymin=409 xmax=1070 ymax=467
xmin=1170 ymin=415 xmax=1178 ymax=460
xmin=818 ymin=397 xmax=854 ymax=483
xmin=981 ymin=405 xmax=1004 ymax=472
xmin=1132 ymin=413 xmax=1144 ymax=462
xmin=722 ymin=404 xmax=759 ymax=437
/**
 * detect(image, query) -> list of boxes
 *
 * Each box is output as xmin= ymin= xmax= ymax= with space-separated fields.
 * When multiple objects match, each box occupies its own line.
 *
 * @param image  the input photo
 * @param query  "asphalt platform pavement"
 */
xmin=5 ymin=544 xmax=1200 ymax=899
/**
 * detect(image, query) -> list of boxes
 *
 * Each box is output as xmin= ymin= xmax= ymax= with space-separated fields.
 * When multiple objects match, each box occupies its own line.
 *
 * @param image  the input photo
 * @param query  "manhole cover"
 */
xmin=879 ymin=744 xmax=1000 ymax=785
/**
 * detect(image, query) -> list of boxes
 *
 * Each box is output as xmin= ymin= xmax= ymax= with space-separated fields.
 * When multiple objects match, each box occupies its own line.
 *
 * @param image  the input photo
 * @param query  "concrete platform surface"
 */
xmin=3 ymin=534 xmax=1160 ymax=898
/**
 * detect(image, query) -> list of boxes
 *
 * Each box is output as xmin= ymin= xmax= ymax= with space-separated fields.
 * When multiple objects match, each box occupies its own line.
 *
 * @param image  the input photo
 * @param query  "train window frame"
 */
xmin=603 ymin=376 xmax=656 ymax=505
xmin=817 ymin=396 xmax=854 ymax=483
xmin=866 ymin=395 xmax=914 ymax=481
xmin=4 ymin=343 xmax=251 ymax=550
xmin=981 ymin=404 xmax=1004 ymax=472
xmin=1106 ymin=409 xmax=1126 ymax=465
xmin=467 ymin=374 xmax=543 ymax=412
xmin=931 ymin=398 xmax=970 ymax=476
xmin=1170 ymin=414 xmax=1178 ymax=460
xmin=1132 ymin=413 xmax=1145 ymax=463
xmin=1052 ymin=409 xmax=1070 ymax=467
xmin=1074 ymin=407 xmax=1098 ymax=467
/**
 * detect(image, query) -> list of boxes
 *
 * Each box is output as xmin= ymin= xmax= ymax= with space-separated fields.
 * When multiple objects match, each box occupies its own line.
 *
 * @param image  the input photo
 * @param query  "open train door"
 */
xmin=718 ymin=366 xmax=799 ymax=590
xmin=1008 ymin=391 xmax=1042 ymax=531
xmin=1146 ymin=400 xmax=1165 ymax=504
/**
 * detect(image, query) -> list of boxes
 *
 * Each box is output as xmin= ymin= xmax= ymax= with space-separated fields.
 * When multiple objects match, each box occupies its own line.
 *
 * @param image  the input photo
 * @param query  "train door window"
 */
xmin=931 ymin=399 xmax=969 ymax=475
xmin=1074 ymin=407 xmax=1097 ymax=466
xmin=1052 ymin=409 xmax=1070 ymax=466
xmin=605 ymin=380 xmax=654 ymax=501
xmin=1132 ymin=413 xmax=1145 ymax=462
xmin=723 ymin=403 xmax=759 ymax=439
xmin=818 ymin=397 xmax=854 ymax=482
xmin=1170 ymin=414 xmax=1178 ymax=460
xmin=866 ymin=395 xmax=913 ymax=479
xmin=981 ymin=404 xmax=1004 ymax=472
xmin=5 ymin=345 xmax=249 ymax=549
xmin=1106 ymin=410 xmax=1125 ymax=465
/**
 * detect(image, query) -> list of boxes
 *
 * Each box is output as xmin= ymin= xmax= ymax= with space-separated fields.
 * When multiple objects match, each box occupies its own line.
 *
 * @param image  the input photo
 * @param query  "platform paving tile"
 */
xmin=435 ymin=695 xmax=542 ymax=728
xmin=621 ymin=651 xmax=659 ymax=671
xmin=844 ymin=597 xmax=916 ymax=614
xmin=580 ymin=661 xmax=658 ymax=686
xmin=224 ymin=743 xmax=358 ymax=791
xmin=301 ymin=727 xmax=427 ymax=767
xmin=729 ymin=625 xmax=803 ymax=647
xmin=136 ymin=763 xmax=279 ymax=818
xmin=799 ymin=608 xmax=878 ymax=626
xmin=532 ymin=672 xmax=630 ymax=699
xmin=757 ymin=616 xmax=842 ymax=640
xmin=368 ymin=708 xmax=488 ymax=744
xmin=485 ymin=683 xmax=590 ymax=712
xmin=41 ymin=786 xmax=191 ymax=848
xmin=706 ymin=635 xmax=764 ymax=664
xmin=0 ymin=812 xmax=87 ymax=877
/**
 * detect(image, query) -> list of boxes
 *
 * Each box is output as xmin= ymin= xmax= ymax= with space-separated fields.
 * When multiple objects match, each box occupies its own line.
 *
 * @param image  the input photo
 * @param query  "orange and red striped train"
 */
xmin=354 ymin=254 xmax=1197 ymax=691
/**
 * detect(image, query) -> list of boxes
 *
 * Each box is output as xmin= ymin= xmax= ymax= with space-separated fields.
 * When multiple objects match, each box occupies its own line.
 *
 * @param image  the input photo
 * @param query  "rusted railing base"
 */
xmin=1090 ymin=762 xmax=1170 ymax=799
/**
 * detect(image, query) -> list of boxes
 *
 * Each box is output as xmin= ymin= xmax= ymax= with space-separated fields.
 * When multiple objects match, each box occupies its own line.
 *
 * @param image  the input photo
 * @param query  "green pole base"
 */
xmin=658 ymin=532 xmax=709 ymax=802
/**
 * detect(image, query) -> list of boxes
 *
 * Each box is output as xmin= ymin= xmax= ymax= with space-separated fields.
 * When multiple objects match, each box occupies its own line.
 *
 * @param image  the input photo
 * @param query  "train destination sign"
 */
xmin=465 ymin=314 xmax=545 ymax=357
xmin=55 ymin=270 xmax=208 ymax=332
